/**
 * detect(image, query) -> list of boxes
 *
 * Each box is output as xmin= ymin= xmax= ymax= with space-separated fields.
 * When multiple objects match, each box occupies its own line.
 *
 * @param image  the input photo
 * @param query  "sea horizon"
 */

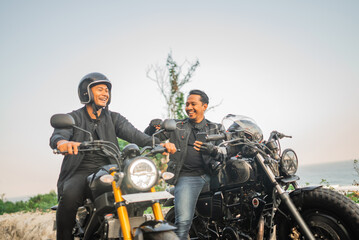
xmin=297 ymin=159 xmax=358 ymax=186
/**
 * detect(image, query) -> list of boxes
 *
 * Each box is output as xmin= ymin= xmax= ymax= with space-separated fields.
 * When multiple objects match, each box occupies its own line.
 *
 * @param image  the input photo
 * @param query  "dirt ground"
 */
xmin=0 ymin=210 xmax=168 ymax=240
xmin=0 ymin=211 xmax=56 ymax=240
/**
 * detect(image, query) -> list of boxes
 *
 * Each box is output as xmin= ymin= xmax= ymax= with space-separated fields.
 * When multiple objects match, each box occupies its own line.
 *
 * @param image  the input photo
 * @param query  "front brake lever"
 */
xmin=150 ymin=145 xmax=166 ymax=155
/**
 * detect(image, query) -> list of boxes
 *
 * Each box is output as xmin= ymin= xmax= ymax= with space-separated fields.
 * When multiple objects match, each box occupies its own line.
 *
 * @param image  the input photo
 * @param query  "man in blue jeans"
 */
xmin=145 ymin=89 xmax=223 ymax=239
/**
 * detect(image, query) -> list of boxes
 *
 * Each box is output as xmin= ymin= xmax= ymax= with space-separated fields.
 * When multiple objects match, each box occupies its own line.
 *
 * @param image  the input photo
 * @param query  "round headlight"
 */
xmin=280 ymin=149 xmax=298 ymax=176
xmin=126 ymin=158 xmax=159 ymax=191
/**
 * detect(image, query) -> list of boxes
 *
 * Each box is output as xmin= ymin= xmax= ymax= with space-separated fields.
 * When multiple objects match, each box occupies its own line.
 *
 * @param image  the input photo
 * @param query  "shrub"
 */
xmin=0 ymin=191 xmax=57 ymax=215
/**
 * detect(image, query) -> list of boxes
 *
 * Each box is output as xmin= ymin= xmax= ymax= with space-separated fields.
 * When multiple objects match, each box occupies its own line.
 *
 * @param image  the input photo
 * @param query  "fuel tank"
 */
xmin=87 ymin=164 xmax=116 ymax=200
xmin=215 ymin=157 xmax=256 ymax=189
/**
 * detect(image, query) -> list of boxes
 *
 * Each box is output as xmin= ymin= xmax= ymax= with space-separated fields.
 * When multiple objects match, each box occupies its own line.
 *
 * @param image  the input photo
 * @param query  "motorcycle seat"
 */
xmin=201 ymin=181 xmax=211 ymax=194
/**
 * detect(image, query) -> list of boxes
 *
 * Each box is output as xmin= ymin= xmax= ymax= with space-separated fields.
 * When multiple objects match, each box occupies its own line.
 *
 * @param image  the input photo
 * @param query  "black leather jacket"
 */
xmin=145 ymin=118 xmax=223 ymax=185
xmin=50 ymin=107 xmax=157 ymax=196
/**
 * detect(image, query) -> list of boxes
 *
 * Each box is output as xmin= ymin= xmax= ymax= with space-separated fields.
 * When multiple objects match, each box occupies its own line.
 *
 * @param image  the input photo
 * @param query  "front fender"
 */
xmin=138 ymin=220 xmax=176 ymax=233
xmin=162 ymin=187 xmax=175 ymax=207
xmin=163 ymin=198 xmax=175 ymax=207
xmin=289 ymin=185 xmax=322 ymax=208
xmin=290 ymin=186 xmax=322 ymax=196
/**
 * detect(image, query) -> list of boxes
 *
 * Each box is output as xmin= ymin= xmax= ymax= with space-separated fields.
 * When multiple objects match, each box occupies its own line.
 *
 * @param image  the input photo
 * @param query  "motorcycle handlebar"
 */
xmin=277 ymin=132 xmax=292 ymax=139
xmin=53 ymin=141 xmax=170 ymax=156
xmin=206 ymin=133 xmax=227 ymax=142
xmin=268 ymin=131 xmax=292 ymax=141
xmin=53 ymin=149 xmax=63 ymax=154
xmin=150 ymin=145 xmax=167 ymax=155
xmin=52 ymin=142 xmax=92 ymax=155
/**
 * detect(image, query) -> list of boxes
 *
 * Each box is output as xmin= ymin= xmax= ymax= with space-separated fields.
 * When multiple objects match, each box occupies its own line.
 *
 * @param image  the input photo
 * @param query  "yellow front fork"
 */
xmin=111 ymin=172 xmax=133 ymax=240
xmin=151 ymin=187 xmax=164 ymax=220
xmin=110 ymin=171 xmax=165 ymax=239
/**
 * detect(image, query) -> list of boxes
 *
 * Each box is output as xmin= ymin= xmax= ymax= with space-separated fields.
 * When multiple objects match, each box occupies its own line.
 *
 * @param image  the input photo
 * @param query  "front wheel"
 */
xmin=276 ymin=187 xmax=359 ymax=239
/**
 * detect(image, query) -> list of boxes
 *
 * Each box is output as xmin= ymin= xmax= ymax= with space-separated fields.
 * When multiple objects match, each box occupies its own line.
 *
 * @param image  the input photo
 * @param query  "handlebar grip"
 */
xmin=206 ymin=133 xmax=226 ymax=142
xmin=276 ymin=132 xmax=292 ymax=139
xmin=53 ymin=149 xmax=67 ymax=154
xmin=78 ymin=143 xmax=87 ymax=149
xmin=53 ymin=142 xmax=86 ymax=154
xmin=151 ymin=145 xmax=167 ymax=154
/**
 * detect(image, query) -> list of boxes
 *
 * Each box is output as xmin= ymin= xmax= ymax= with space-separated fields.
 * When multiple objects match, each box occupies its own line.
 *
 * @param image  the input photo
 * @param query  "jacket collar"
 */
xmin=189 ymin=118 xmax=207 ymax=130
xmin=83 ymin=106 xmax=106 ymax=122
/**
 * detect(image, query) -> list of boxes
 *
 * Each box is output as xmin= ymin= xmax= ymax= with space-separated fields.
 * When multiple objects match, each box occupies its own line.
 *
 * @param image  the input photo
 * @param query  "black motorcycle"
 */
xmin=164 ymin=114 xmax=359 ymax=240
xmin=51 ymin=113 xmax=179 ymax=240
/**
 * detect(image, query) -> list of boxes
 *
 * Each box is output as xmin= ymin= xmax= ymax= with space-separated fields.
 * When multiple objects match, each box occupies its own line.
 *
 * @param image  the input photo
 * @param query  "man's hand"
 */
xmin=57 ymin=140 xmax=81 ymax=155
xmin=150 ymin=119 xmax=163 ymax=131
xmin=161 ymin=142 xmax=177 ymax=155
xmin=194 ymin=141 xmax=218 ymax=156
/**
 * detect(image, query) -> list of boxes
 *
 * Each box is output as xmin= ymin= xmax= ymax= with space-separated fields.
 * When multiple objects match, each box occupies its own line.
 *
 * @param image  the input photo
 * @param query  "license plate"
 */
xmin=122 ymin=191 xmax=174 ymax=203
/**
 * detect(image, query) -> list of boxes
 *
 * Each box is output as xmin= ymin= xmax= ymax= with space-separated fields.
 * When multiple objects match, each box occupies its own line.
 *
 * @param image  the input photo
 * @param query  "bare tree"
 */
xmin=146 ymin=52 xmax=222 ymax=182
xmin=147 ymin=52 xmax=200 ymax=119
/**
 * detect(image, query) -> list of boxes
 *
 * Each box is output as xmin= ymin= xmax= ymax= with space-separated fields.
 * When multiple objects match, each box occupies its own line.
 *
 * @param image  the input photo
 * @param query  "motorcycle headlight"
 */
xmin=280 ymin=149 xmax=298 ymax=176
xmin=125 ymin=157 xmax=159 ymax=191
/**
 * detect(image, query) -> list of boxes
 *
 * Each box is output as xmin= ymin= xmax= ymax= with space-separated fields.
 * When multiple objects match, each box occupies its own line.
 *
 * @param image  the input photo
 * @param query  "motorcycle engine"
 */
xmin=222 ymin=227 xmax=241 ymax=240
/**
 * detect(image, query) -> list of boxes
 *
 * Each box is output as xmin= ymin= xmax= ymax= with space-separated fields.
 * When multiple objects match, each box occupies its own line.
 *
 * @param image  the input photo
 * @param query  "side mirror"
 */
xmin=151 ymin=119 xmax=177 ymax=147
xmin=50 ymin=114 xmax=75 ymax=129
xmin=161 ymin=119 xmax=176 ymax=132
xmin=50 ymin=113 xmax=94 ymax=141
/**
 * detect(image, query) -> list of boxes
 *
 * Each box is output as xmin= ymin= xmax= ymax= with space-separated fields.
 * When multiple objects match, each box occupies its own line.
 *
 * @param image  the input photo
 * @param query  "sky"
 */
xmin=0 ymin=1 xmax=358 ymax=198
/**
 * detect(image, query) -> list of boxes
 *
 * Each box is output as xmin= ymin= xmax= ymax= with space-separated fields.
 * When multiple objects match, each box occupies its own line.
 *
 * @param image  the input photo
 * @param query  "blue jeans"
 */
xmin=174 ymin=174 xmax=210 ymax=240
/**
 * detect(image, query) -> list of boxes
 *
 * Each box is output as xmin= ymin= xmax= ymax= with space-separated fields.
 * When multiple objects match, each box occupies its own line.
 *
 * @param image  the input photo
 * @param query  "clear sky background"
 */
xmin=0 ymin=1 xmax=358 ymax=198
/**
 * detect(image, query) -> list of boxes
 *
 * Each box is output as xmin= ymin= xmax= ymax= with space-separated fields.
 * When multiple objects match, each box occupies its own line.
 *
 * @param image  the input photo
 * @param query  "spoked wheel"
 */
xmin=276 ymin=187 xmax=359 ymax=239
xmin=303 ymin=210 xmax=350 ymax=239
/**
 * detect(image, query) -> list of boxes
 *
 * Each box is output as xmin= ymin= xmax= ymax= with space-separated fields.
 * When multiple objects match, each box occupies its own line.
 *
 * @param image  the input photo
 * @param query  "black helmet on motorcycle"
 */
xmin=224 ymin=114 xmax=263 ymax=143
xmin=78 ymin=72 xmax=112 ymax=105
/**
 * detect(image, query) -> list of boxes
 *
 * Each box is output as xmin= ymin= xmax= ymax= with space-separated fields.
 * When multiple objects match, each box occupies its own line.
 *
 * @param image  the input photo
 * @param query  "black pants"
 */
xmin=56 ymin=171 xmax=91 ymax=240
